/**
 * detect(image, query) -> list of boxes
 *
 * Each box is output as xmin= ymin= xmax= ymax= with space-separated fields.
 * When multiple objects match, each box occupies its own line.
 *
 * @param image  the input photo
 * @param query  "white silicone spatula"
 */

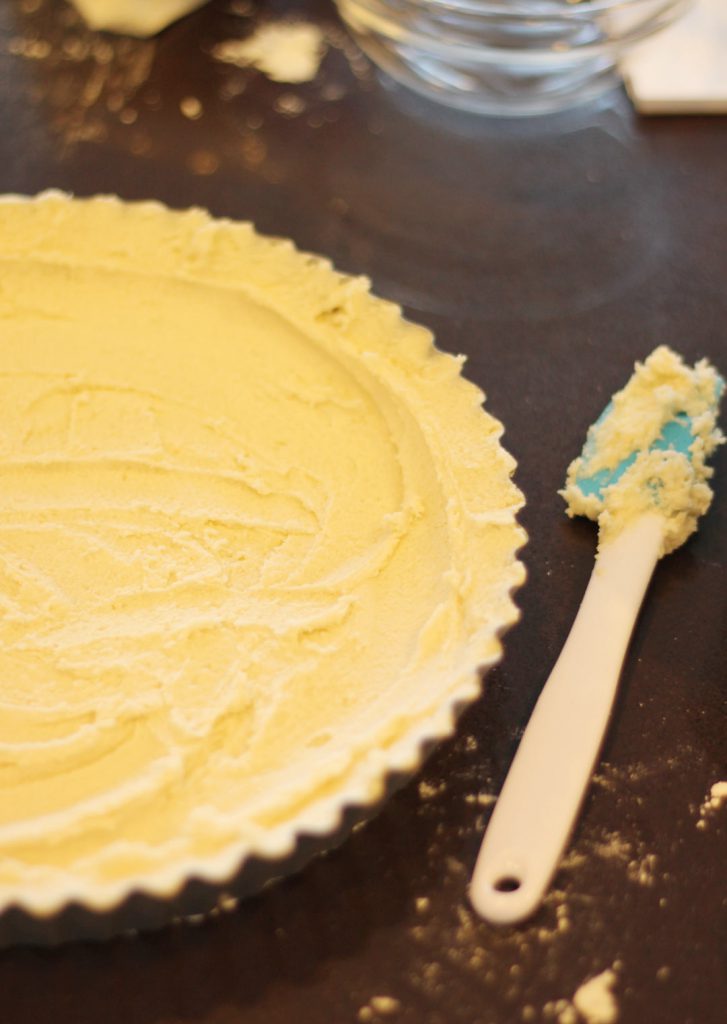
xmin=470 ymin=347 xmax=724 ymax=926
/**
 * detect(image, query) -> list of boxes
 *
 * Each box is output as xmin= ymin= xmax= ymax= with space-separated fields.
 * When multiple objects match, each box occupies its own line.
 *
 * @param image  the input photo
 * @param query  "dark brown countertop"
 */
xmin=0 ymin=1 xmax=725 ymax=1022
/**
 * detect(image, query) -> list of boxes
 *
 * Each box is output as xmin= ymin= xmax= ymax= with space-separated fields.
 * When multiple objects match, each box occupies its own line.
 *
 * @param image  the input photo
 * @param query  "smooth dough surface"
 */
xmin=0 ymin=193 xmax=524 ymax=914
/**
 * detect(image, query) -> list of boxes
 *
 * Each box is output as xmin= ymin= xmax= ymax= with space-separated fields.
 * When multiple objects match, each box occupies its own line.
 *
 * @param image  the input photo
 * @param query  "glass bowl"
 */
xmin=333 ymin=0 xmax=692 ymax=116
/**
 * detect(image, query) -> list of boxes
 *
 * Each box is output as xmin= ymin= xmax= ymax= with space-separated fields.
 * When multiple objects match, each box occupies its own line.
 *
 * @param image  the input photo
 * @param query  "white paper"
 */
xmin=622 ymin=0 xmax=727 ymax=114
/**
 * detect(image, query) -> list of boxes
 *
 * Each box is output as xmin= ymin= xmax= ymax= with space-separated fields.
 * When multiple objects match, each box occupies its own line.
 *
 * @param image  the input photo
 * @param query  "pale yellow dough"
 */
xmin=561 ymin=346 xmax=723 ymax=554
xmin=0 ymin=193 xmax=524 ymax=915
xmin=70 ymin=0 xmax=208 ymax=36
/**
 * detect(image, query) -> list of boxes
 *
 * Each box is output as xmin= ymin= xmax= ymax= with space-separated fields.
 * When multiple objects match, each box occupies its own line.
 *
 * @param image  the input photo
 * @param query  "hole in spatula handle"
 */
xmin=493 ymin=875 xmax=522 ymax=893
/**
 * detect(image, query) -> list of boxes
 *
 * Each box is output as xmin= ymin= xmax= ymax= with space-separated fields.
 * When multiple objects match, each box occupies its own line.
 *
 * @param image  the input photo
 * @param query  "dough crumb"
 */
xmin=70 ymin=0 xmax=207 ymax=36
xmin=186 ymin=149 xmax=219 ymax=175
xmin=213 ymin=22 xmax=326 ymax=83
xmin=591 ymin=831 xmax=632 ymax=863
xmin=216 ymin=892 xmax=238 ymax=912
xmin=180 ymin=96 xmax=203 ymax=120
xmin=558 ymin=1004 xmax=578 ymax=1024
xmin=572 ymin=967 xmax=619 ymax=1024
xmin=370 ymin=995 xmax=401 ymax=1015
xmin=627 ymin=852 xmax=658 ymax=887
xmin=418 ymin=779 xmax=446 ymax=800
xmin=475 ymin=790 xmax=497 ymax=806
xmin=274 ymin=92 xmax=306 ymax=116
xmin=698 ymin=780 xmax=727 ymax=826
xmin=544 ymin=998 xmax=575 ymax=1022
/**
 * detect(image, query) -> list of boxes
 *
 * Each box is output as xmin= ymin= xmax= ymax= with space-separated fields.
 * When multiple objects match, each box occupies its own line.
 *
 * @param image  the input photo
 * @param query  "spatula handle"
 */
xmin=470 ymin=513 xmax=664 ymax=925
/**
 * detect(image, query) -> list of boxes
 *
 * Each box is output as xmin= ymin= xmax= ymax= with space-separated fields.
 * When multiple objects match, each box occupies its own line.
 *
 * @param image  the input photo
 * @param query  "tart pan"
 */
xmin=0 ymin=192 xmax=525 ymax=945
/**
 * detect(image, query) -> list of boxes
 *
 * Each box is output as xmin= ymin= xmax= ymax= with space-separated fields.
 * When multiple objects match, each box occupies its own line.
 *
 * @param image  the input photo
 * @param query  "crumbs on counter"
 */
xmin=591 ymin=759 xmax=653 ymax=791
xmin=402 ymin=782 xmax=620 ymax=1022
xmin=538 ymin=899 xmax=571 ymax=941
xmin=696 ymin=780 xmax=727 ymax=829
xmin=627 ymin=852 xmax=658 ymax=887
xmin=418 ymin=779 xmax=447 ymax=801
xmin=563 ymin=825 xmax=661 ymax=890
xmin=464 ymin=791 xmax=496 ymax=806
xmin=407 ymin=878 xmax=586 ymax=993
xmin=5 ymin=0 xmax=374 ymax=168
xmin=589 ymin=830 xmax=633 ymax=863
xmin=5 ymin=0 xmax=157 ymax=147
xmin=542 ymin=998 xmax=578 ymax=1023
xmin=544 ymin=966 xmax=620 ymax=1024
xmin=7 ymin=35 xmax=51 ymax=59
xmin=215 ymin=891 xmax=239 ymax=913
